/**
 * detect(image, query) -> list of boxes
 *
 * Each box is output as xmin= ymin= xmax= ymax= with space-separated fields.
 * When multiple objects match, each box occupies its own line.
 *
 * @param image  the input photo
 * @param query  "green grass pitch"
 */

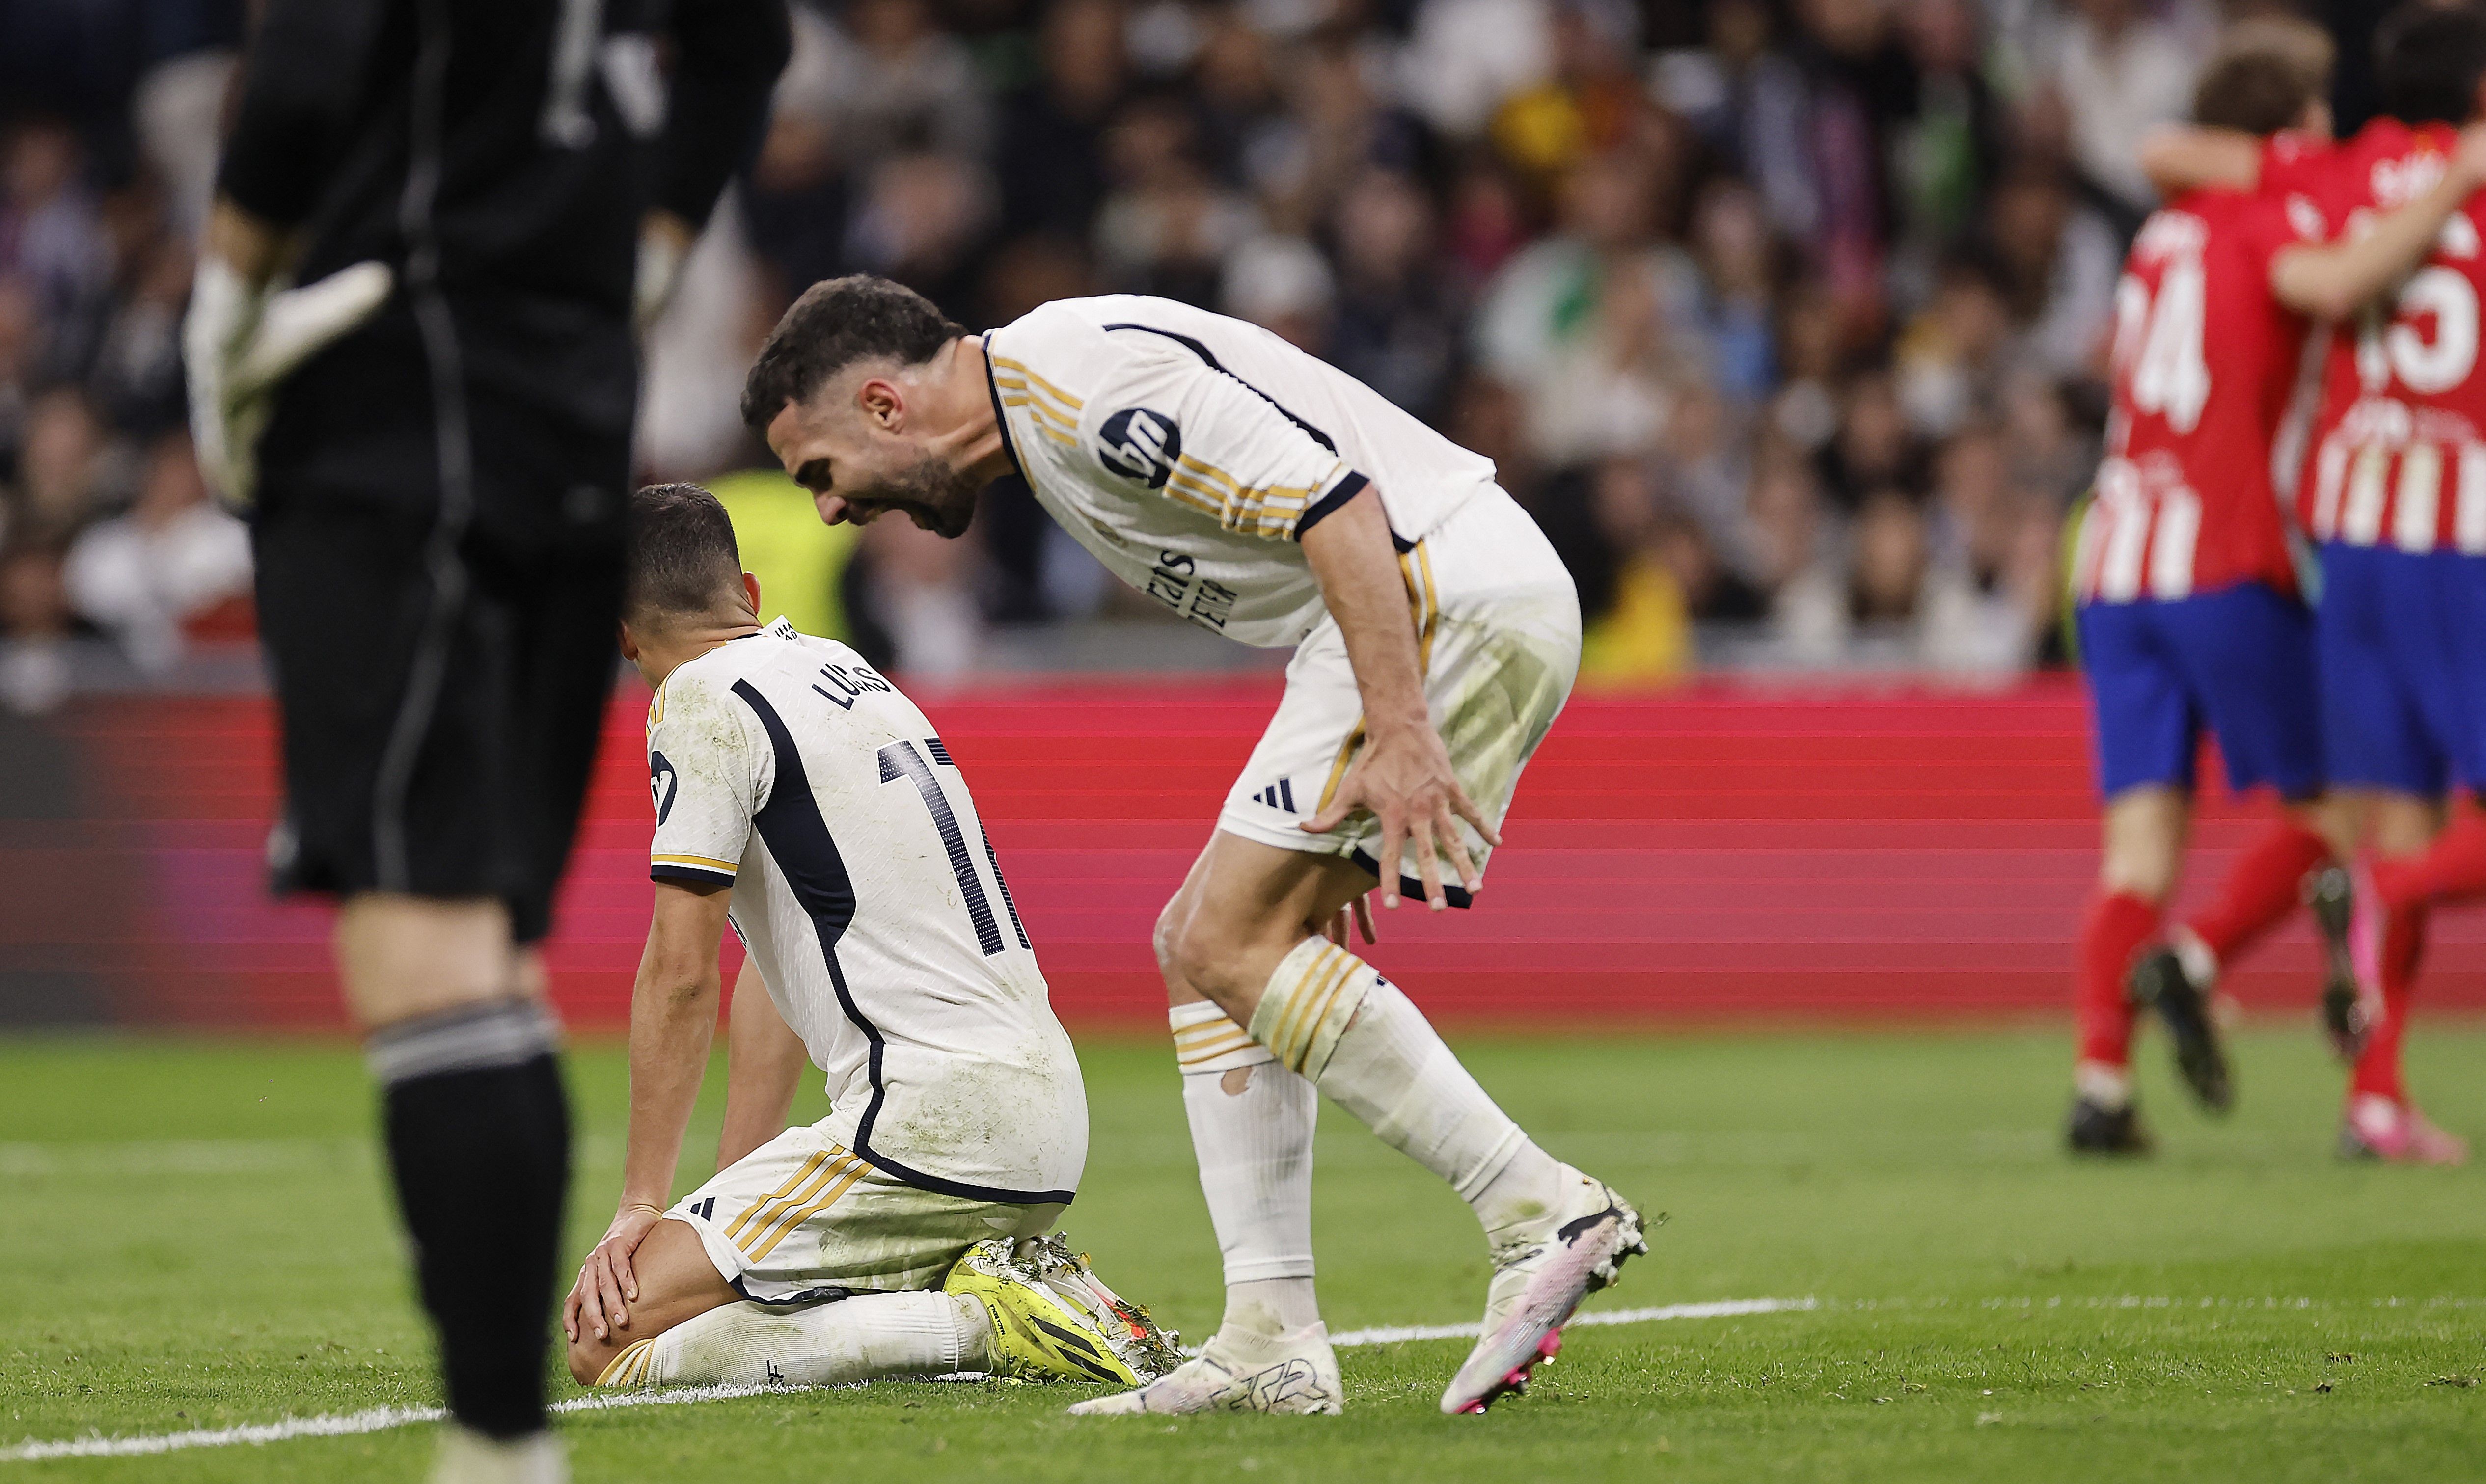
xmin=2 ymin=1025 xmax=2482 ymax=1482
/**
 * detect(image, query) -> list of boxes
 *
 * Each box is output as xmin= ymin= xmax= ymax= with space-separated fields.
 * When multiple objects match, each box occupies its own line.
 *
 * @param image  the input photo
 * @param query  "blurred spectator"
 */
xmin=1816 ymin=368 xmax=1926 ymax=511
xmin=1890 ymin=0 xmax=2007 ymax=263
xmin=18 ymin=389 xmax=109 ymax=540
xmin=821 ymin=0 xmax=994 ymax=162
xmin=0 ymin=540 xmax=71 ymax=714
xmin=997 ymin=0 xmax=1131 ymax=242
xmin=1474 ymin=149 xmax=1699 ymax=463
xmin=1652 ymin=0 xmax=1818 ymax=246
xmin=1685 ymin=178 xmax=1779 ymax=404
xmin=1224 ymin=234 xmax=1335 ymax=351
xmin=1095 ymin=93 xmax=1257 ymax=303
xmin=1982 ymin=165 xmax=2121 ymax=381
xmin=1401 ymin=0 xmax=1555 ymax=140
xmin=2053 ymin=0 xmax=2198 ymax=222
xmin=64 ymin=432 xmax=248 ymax=674
xmin=1573 ymin=457 xmax=1692 ymax=683
xmin=2 ymin=122 xmax=111 ymax=329
xmin=1894 ymin=248 xmax=2013 ymax=437
xmin=1327 ymin=169 xmax=1460 ymax=421
xmin=856 ymin=517 xmax=983 ymax=678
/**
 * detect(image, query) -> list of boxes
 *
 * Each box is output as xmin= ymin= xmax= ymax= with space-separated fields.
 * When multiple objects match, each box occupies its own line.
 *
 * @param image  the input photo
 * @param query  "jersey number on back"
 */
xmin=2359 ymin=269 xmax=2482 ymax=396
xmin=2116 ymin=260 xmax=2212 ymax=434
xmin=877 ymin=738 xmax=1033 ymax=956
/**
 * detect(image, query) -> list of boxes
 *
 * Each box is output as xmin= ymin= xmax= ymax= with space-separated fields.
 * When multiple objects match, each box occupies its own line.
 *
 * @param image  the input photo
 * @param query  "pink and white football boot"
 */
xmin=1439 ymin=1170 xmax=1650 ymax=1416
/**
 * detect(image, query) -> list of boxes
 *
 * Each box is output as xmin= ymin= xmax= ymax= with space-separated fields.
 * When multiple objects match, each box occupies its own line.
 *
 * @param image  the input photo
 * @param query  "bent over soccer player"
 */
xmin=741 ymin=278 xmax=1644 ymax=1416
xmin=2066 ymin=23 xmax=2486 ymax=1153
xmin=564 ymin=484 xmax=1178 ymax=1393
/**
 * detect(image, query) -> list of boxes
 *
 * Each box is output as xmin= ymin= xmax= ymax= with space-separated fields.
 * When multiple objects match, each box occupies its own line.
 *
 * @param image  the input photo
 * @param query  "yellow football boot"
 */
xmin=943 ymin=1237 xmax=1145 ymax=1386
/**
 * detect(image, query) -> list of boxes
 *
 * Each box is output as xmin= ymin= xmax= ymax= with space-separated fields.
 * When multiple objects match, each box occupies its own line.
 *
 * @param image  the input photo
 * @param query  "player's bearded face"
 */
xmin=852 ymin=448 xmax=979 ymax=538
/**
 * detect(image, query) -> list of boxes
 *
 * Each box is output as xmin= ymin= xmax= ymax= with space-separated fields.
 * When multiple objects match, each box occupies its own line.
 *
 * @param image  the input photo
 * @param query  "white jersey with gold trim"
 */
xmin=983 ymin=295 xmax=1500 ymax=648
xmin=644 ymin=617 xmax=1085 ymax=1205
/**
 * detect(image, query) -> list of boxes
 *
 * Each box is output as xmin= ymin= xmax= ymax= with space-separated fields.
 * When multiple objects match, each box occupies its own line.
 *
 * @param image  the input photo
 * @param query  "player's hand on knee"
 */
xmin=567 ymin=1202 xmax=665 ymax=1342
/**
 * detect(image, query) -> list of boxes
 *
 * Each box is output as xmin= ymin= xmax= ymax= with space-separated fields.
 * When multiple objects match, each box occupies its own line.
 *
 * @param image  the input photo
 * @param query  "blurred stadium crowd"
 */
xmin=0 ymin=0 xmax=2338 ymax=706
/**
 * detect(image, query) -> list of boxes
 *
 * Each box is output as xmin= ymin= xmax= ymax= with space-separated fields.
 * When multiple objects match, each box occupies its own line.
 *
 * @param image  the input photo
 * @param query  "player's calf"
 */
xmin=367 ymin=992 xmax=571 ymax=1441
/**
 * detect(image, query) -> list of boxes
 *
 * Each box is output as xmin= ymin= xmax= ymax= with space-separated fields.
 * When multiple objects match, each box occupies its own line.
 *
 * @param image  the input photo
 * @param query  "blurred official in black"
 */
xmin=184 ymin=3 xmax=788 ymax=1478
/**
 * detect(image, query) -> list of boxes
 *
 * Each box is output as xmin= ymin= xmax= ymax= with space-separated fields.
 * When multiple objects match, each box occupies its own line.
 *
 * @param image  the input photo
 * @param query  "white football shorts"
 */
xmin=666 ymin=1120 xmax=1064 ymax=1304
xmin=1215 ymin=488 xmax=1582 ymax=903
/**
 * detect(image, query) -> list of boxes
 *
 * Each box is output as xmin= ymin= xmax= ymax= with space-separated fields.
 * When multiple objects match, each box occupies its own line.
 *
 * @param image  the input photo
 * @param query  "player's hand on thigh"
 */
xmin=565 ymin=1202 xmax=666 ymax=1343
xmin=1301 ymin=724 xmax=1498 ymax=910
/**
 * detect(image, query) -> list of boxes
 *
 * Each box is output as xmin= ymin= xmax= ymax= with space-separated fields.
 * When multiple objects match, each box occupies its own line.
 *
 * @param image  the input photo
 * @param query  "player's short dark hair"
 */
xmin=2377 ymin=1 xmax=2486 ymax=126
xmin=739 ymin=275 xmax=966 ymax=432
xmin=626 ymin=482 xmax=743 ymax=625
xmin=2192 ymin=20 xmax=2333 ymax=135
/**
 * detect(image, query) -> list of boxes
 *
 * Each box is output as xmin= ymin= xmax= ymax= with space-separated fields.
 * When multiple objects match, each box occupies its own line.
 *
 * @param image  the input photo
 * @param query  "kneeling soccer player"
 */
xmin=562 ymin=483 xmax=1177 ymax=1392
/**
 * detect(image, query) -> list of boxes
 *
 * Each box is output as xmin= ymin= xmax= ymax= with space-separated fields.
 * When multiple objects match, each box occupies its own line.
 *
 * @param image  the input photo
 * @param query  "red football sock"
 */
xmin=2077 ymin=890 xmax=2160 ymax=1068
xmin=2181 ymin=816 xmax=2331 ymax=967
xmin=2369 ymin=810 xmax=2486 ymax=912
xmin=2349 ymin=901 xmax=2429 ymax=1104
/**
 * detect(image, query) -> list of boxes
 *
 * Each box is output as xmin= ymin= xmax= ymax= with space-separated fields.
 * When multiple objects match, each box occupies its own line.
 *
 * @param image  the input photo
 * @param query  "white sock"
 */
xmin=2169 ymin=925 xmax=2219 ymax=992
xmin=1249 ymin=938 xmax=1566 ymax=1241
xmin=644 ymin=1292 xmax=989 ymax=1385
xmin=1171 ymin=1001 xmax=1322 ymax=1336
xmin=2076 ymin=1059 xmax=2133 ymax=1111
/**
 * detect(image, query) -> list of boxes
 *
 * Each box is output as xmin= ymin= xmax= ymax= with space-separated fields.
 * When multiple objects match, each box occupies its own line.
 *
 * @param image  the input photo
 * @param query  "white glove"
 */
xmin=184 ymin=257 xmax=394 ymax=510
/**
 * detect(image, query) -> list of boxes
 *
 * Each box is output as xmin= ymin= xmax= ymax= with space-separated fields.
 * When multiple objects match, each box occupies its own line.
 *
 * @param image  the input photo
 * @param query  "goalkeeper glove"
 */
xmin=184 ymin=256 xmax=394 ymax=511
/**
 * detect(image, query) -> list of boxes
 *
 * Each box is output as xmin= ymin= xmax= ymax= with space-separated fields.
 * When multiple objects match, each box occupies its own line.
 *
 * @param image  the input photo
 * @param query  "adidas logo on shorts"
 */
xmin=1250 ymin=780 xmax=1298 ymax=813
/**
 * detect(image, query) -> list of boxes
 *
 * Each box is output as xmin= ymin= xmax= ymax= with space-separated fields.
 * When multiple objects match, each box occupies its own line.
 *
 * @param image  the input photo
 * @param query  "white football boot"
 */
xmin=1440 ymin=1169 xmax=1650 ymax=1415
xmin=1065 ymin=1322 xmax=1342 ymax=1416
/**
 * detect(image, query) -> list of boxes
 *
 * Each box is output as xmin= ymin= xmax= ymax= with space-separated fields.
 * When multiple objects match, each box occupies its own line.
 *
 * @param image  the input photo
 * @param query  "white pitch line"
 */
xmin=1327 ymin=1295 xmax=1816 ymax=1347
xmin=0 ymin=1297 xmax=1810 ymax=1462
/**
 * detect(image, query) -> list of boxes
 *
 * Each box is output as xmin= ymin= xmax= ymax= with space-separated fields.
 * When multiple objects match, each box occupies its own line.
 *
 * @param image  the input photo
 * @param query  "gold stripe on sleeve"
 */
xmin=652 ymin=853 xmax=739 ymax=874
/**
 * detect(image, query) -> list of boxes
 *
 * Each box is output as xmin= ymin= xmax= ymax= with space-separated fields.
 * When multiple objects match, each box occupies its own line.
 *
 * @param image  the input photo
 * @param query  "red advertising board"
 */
xmin=11 ymin=675 xmax=2475 ymax=1028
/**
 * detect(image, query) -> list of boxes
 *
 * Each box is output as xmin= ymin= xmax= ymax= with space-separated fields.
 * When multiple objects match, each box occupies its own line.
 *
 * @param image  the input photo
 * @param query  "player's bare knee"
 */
xmin=1166 ymin=909 xmax=1250 ymax=1003
xmin=567 ymin=1329 xmax=618 ymax=1386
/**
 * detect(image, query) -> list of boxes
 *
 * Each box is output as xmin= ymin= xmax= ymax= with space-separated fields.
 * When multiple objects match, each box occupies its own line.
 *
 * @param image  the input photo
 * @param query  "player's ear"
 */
xmin=742 ymin=571 xmax=762 ymax=617
xmin=617 ymin=620 xmax=641 ymax=663
xmin=857 ymin=376 xmax=902 ymax=429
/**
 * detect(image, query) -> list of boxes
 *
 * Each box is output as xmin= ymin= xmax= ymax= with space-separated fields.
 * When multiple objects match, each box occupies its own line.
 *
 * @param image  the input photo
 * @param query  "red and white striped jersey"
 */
xmin=2076 ymin=186 xmax=2315 ymax=604
xmin=2273 ymin=119 xmax=2486 ymax=553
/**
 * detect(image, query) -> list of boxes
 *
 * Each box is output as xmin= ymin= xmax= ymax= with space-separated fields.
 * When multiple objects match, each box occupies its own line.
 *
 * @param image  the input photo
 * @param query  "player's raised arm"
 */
xmin=2138 ymin=124 xmax=2267 ymax=198
xmin=1297 ymin=488 xmax=1500 ymax=911
xmin=2269 ymin=125 xmax=2486 ymax=320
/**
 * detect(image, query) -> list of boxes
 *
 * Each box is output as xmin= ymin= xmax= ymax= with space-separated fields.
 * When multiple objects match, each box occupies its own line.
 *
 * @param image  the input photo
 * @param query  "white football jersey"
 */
xmin=983 ymin=295 xmax=1500 ymax=647
xmin=645 ymin=617 xmax=1084 ymax=1205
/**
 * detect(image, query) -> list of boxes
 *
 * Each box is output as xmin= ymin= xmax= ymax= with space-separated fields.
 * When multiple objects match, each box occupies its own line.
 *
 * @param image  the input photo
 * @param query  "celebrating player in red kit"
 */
xmin=2068 ymin=19 xmax=2486 ymax=1154
xmin=2142 ymin=3 xmax=2486 ymax=1161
